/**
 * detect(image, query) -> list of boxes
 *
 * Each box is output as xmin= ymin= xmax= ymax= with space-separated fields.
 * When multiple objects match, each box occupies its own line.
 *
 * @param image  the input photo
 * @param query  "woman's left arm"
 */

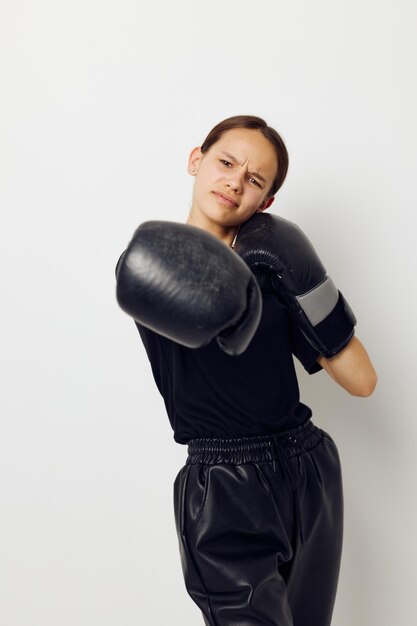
xmin=317 ymin=336 xmax=377 ymax=397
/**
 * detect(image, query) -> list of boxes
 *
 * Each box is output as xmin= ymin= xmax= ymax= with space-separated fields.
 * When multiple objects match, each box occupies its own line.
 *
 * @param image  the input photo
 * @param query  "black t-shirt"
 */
xmin=135 ymin=292 xmax=322 ymax=444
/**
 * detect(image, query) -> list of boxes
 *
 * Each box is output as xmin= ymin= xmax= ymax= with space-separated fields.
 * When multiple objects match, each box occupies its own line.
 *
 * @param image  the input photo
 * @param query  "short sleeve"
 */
xmin=134 ymin=321 xmax=165 ymax=392
xmin=289 ymin=317 xmax=323 ymax=375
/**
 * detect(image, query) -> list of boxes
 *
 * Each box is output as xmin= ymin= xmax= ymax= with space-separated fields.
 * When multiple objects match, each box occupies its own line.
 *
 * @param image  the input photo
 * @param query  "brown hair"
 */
xmin=200 ymin=115 xmax=289 ymax=198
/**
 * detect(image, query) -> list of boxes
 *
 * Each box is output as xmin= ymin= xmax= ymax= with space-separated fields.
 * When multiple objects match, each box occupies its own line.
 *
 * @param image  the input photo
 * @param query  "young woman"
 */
xmin=116 ymin=115 xmax=377 ymax=626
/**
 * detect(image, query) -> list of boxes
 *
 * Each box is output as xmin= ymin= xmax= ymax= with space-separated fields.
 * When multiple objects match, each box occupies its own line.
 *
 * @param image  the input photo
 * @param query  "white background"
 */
xmin=1 ymin=1 xmax=416 ymax=624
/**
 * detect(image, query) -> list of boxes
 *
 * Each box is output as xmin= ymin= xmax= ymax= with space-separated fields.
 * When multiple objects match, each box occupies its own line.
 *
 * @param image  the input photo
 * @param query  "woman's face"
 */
xmin=187 ymin=127 xmax=278 ymax=228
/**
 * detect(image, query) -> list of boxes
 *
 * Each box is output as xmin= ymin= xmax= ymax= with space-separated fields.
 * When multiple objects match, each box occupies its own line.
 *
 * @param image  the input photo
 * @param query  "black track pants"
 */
xmin=173 ymin=420 xmax=343 ymax=626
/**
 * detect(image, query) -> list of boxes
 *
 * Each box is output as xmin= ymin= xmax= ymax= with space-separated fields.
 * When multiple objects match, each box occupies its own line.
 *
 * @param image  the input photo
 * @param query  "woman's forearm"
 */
xmin=317 ymin=335 xmax=378 ymax=397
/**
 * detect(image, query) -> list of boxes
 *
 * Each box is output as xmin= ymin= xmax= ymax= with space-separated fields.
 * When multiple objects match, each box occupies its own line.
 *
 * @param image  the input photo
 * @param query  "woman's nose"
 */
xmin=226 ymin=171 xmax=243 ymax=193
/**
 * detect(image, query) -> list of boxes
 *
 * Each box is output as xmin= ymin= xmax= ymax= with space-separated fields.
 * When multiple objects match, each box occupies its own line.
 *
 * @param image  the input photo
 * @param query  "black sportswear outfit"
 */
xmin=136 ymin=292 xmax=344 ymax=626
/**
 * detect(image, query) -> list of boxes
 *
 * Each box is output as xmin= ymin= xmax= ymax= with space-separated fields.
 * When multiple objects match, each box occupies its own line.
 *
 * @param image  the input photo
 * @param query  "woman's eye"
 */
xmin=249 ymin=177 xmax=261 ymax=187
xmin=220 ymin=159 xmax=231 ymax=167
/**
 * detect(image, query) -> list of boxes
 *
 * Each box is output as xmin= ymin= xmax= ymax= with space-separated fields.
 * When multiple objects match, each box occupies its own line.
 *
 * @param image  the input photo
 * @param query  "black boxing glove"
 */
xmin=234 ymin=213 xmax=356 ymax=358
xmin=115 ymin=221 xmax=262 ymax=356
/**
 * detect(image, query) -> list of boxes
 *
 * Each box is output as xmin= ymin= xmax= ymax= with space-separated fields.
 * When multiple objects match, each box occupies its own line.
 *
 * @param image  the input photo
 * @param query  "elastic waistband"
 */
xmin=186 ymin=420 xmax=324 ymax=465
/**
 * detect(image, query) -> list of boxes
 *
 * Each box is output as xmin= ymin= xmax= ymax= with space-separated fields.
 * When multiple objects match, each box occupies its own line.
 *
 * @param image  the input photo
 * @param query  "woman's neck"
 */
xmin=186 ymin=213 xmax=238 ymax=248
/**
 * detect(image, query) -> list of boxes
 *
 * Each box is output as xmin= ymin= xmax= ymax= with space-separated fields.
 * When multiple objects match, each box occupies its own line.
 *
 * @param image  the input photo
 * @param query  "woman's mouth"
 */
xmin=213 ymin=192 xmax=239 ymax=207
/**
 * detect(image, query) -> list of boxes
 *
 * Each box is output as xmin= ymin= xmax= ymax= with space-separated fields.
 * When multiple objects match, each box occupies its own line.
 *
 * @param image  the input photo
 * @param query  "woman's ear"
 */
xmin=187 ymin=146 xmax=202 ymax=175
xmin=258 ymin=196 xmax=275 ymax=212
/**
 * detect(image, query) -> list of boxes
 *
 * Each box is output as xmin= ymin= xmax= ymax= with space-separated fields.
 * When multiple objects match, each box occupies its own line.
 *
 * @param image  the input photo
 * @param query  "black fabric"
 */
xmin=135 ymin=292 xmax=322 ymax=444
xmin=173 ymin=421 xmax=344 ymax=626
